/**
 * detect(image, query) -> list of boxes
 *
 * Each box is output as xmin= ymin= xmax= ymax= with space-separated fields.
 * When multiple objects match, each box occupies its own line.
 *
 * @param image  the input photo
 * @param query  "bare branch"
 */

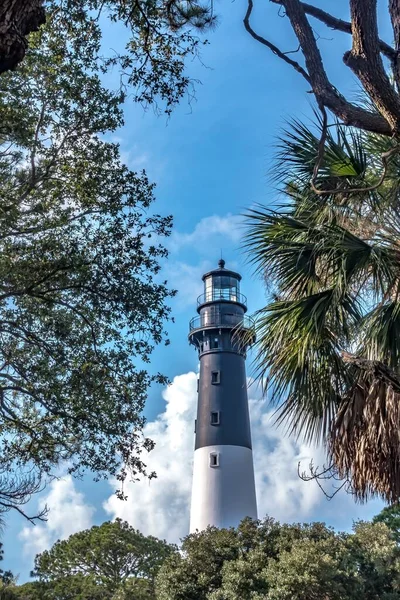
xmin=243 ymin=0 xmax=310 ymax=82
xmin=250 ymin=0 xmax=392 ymax=135
xmin=0 ymin=501 xmax=47 ymax=524
xmin=0 ymin=469 xmax=48 ymax=525
xmin=298 ymin=460 xmax=352 ymax=500
xmin=273 ymin=0 xmax=397 ymax=60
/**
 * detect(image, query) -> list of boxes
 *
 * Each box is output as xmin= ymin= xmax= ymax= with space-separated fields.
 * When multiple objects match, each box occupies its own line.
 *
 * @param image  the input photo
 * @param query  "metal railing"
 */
xmin=189 ymin=314 xmax=255 ymax=332
xmin=197 ymin=290 xmax=247 ymax=307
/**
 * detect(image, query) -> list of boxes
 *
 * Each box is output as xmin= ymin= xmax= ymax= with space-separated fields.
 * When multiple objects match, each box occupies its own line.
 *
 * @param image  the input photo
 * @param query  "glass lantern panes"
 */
xmin=204 ymin=275 xmax=239 ymax=302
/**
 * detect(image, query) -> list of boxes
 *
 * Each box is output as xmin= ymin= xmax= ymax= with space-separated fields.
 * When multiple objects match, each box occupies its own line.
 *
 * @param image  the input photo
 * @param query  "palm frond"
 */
xmin=252 ymin=290 xmax=360 ymax=443
xmin=361 ymin=302 xmax=400 ymax=367
xmin=244 ymin=208 xmax=321 ymax=298
xmin=246 ymin=115 xmax=400 ymax=501
xmin=274 ymin=116 xmax=367 ymax=190
xmin=244 ymin=205 xmax=389 ymax=304
xmin=331 ymin=354 xmax=400 ymax=503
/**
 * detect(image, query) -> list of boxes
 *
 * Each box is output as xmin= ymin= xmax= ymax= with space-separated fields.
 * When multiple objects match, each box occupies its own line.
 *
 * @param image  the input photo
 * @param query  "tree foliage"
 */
xmin=1 ymin=0 xmax=213 ymax=115
xmin=373 ymin=504 xmax=400 ymax=544
xmin=0 ymin=4 xmax=174 ymax=521
xmin=156 ymin=517 xmax=400 ymax=600
xmin=245 ymin=116 xmax=400 ymax=503
xmin=8 ymin=0 xmax=400 ymax=140
xmin=28 ymin=519 xmax=176 ymax=599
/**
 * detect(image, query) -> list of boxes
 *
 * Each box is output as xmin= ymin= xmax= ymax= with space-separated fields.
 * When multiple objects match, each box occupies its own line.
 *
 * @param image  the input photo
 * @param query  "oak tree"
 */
xmin=31 ymin=519 xmax=176 ymax=599
xmin=0 ymin=0 xmax=212 ymax=116
xmin=0 ymin=7 xmax=174 ymax=521
xmin=156 ymin=517 xmax=400 ymax=600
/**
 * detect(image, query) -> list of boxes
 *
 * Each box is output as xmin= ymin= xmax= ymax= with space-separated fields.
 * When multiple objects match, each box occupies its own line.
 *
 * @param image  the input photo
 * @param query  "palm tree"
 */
xmin=245 ymin=117 xmax=400 ymax=503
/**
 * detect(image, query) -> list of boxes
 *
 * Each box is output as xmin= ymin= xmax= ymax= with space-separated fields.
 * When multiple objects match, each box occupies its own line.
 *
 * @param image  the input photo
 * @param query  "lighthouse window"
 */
xmin=205 ymin=276 xmax=213 ymax=302
xmin=209 ymin=452 xmax=219 ymax=467
xmin=210 ymin=411 xmax=220 ymax=425
xmin=212 ymin=276 xmax=240 ymax=301
xmin=211 ymin=337 xmax=219 ymax=349
xmin=211 ymin=371 xmax=220 ymax=385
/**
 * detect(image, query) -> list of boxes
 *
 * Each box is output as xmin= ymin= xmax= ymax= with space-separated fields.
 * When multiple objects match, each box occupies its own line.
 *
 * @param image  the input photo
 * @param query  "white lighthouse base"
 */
xmin=189 ymin=445 xmax=257 ymax=533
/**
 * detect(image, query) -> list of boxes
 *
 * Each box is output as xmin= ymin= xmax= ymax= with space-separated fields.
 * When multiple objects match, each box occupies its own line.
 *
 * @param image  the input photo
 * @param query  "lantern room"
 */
xmin=202 ymin=259 xmax=241 ymax=303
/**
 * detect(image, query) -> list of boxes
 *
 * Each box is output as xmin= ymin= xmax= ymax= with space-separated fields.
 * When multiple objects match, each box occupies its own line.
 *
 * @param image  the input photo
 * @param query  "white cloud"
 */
xmin=19 ymin=476 xmax=95 ymax=557
xmin=169 ymin=214 xmax=243 ymax=253
xmin=162 ymin=213 xmax=246 ymax=310
xmin=109 ymin=136 xmax=150 ymax=170
xmin=104 ymin=372 xmax=197 ymax=541
xmin=250 ymin=399 xmax=324 ymax=521
xmin=103 ymin=372 xmax=330 ymax=544
xmin=164 ymin=261 xmax=209 ymax=310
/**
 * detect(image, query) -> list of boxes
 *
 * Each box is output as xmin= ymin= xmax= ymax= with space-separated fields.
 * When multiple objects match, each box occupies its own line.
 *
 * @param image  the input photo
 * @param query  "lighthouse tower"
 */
xmin=188 ymin=260 xmax=257 ymax=532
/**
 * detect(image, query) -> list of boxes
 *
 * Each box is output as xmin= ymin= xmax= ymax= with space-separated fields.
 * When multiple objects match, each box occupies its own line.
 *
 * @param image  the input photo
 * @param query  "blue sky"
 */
xmin=3 ymin=1 xmax=392 ymax=582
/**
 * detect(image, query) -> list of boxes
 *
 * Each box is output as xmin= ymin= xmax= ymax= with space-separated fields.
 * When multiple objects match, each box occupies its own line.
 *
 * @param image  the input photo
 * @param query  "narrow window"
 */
xmin=210 ymin=411 xmax=220 ymax=425
xmin=194 ymin=419 xmax=197 ymax=433
xmin=200 ymin=343 xmax=204 ymax=353
xmin=211 ymin=337 xmax=219 ymax=349
xmin=210 ymin=452 xmax=219 ymax=467
xmin=211 ymin=371 xmax=220 ymax=385
xmin=197 ymin=378 xmax=199 ymax=392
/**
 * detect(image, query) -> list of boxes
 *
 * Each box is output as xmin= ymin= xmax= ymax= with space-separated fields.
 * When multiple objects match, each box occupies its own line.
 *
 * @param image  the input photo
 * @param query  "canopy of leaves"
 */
xmin=29 ymin=519 xmax=176 ymax=599
xmin=156 ymin=517 xmax=400 ymax=600
xmin=0 ymin=5 xmax=174 ymax=521
xmin=2 ymin=0 xmax=215 ymax=114
xmin=373 ymin=504 xmax=400 ymax=544
xmin=245 ymin=117 xmax=400 ymax=503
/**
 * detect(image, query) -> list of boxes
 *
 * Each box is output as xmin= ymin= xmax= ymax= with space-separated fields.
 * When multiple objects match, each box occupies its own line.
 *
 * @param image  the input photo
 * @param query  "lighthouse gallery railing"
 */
xmin=196 ymin=290 xmax=248 ymax=307
xmin=189 ymin=314 xmax=255 ymax=332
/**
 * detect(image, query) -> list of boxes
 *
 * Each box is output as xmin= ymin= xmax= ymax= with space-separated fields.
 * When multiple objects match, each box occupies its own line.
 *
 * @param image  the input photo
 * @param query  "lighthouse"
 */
xmin=188 ymin=260 xmax=257 ymax=532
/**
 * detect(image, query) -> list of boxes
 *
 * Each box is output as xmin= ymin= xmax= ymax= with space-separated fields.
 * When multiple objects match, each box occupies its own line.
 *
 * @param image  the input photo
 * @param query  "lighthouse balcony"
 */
xmin=189 ymin=313 xmax=255 ymax=333
xmin=197 ymin=290 xmax=247 ymax=307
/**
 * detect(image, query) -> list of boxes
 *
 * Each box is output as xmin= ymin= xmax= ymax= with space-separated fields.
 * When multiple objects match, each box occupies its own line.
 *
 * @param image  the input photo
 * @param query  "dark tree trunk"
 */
xmin=0 ymin=0 xmax=45 ymax=74
xmin=389 ymin=0 xmax=400 ymax=92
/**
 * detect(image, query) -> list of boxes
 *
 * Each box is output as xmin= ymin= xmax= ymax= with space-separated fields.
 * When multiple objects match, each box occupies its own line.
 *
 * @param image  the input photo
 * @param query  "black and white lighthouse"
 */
xmin=188 ymin=260 xmax=257 ymax=531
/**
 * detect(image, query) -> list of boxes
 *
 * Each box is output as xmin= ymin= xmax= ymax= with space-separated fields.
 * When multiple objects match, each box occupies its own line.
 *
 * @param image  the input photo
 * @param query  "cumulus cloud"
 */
xmin=163 ymin=261 xmax=209 ymax=310
xmin=169 ymin=214 xmax=243 ymax=253
xmin=250 ymin=399 xmax=324 ymax=521
xmin=110 ymin=136 xmax=149 ymax=171
xmin=104 ymin=372 xmax=197 ymax=541
xmin=19 ymin=476 xmax=95 ymax=557
xmin=162 ymin=213 xmax=246 ymax=310
xmin=103 ymin=371 xmax=327 ymax=543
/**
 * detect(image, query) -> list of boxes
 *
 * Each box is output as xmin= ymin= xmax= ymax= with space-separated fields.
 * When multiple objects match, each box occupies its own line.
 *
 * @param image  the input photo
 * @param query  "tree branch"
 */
xmin=343 ymin=0 xmax=400 ymax=133
xmin=264 ymin=0 xmax=392 ymax=135
xmin=30 ymin=101 xmax=46 ymax=184
xmin=272 ymin=0 xmax=397 ymax=60
xmin=243 ymin=0 xmax=310 ymax=82
xmin=298 ymin=460 xmax=353 ymax=500
xmin=0 ymin=500 xmax=47 ymax=524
